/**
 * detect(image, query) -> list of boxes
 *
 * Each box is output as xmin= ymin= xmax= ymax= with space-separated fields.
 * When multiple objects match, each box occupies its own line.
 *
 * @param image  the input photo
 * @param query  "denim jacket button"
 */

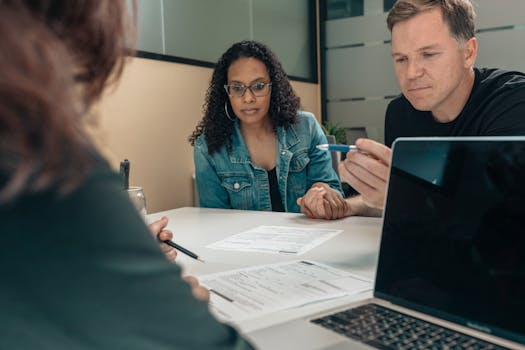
xmin=233 ymin=182 xmax=240 ymax=190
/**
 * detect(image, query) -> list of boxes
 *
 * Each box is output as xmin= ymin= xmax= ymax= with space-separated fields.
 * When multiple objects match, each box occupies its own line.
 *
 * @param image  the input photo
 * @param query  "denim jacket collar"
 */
xmin=277 ymin=122 xmax=300 ymax=151
xmin=229 ymin=120 xmax=251 ymax=164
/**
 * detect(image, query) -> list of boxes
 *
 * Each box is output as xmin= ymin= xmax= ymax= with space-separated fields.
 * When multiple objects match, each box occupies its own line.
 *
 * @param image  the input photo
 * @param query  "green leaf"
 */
xmin=321 ymin=122 xmax=347 ymax=144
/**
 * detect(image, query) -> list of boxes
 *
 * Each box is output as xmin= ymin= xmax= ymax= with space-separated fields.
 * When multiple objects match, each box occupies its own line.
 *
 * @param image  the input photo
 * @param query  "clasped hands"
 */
xmin=297 ymin=182 xmax=348 ymax=220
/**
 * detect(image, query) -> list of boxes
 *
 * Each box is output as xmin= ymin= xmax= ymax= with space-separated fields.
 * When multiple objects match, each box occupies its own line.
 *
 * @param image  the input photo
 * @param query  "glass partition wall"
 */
xmin=129 ymin=0 xmax=317 ymax=82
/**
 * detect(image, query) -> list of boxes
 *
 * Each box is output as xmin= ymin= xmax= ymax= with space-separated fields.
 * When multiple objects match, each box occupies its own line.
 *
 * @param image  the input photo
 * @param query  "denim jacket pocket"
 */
xmin=288 ymin=151 xmax=310 ymax=193
xmin=220 ymin=173 xmax=255 ymax=209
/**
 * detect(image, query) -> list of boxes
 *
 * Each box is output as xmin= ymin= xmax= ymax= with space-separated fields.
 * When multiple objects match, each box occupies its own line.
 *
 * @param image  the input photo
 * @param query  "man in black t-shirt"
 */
xmin=332 ymin=0 xmax=525 ymax=217
xmin=385 ymin=68 xmax=525 ymax=147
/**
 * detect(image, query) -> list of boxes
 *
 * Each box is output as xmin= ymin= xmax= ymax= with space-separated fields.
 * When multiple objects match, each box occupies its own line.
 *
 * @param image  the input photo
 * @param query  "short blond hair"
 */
xmin=387 ymin=0 xmax=476 ymax=44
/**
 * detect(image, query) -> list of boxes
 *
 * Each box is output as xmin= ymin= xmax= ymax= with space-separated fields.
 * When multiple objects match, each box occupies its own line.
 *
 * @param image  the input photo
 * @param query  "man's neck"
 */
xmin=432 ymin=68 xmax=476 ymax=123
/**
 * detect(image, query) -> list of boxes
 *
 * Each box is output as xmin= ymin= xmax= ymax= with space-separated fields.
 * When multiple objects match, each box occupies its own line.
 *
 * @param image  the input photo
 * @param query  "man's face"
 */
xmin=391 ymin=8 xmax=476 ymax=121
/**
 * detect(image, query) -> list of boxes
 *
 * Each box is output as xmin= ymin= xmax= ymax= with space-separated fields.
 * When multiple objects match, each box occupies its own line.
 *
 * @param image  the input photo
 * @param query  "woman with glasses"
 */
xmin=0 ymin=1 xmax=253 ymax=348
xmin=189 ymin=40 xmax=347 ymax=219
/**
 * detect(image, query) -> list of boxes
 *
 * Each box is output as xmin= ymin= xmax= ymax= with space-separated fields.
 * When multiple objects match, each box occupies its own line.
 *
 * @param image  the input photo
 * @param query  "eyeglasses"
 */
xmin=224 ymin=82 xmax=272 ymax=98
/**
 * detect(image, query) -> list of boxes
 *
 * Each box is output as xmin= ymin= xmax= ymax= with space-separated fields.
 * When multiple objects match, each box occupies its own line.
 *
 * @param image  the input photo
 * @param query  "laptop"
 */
xmin=247 ymin=137 xmax=525 ymax=349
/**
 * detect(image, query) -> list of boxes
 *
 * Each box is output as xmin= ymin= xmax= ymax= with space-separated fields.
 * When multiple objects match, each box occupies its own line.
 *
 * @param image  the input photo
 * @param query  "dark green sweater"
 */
xmin=0 ymin=158 xmax=253 ymax=349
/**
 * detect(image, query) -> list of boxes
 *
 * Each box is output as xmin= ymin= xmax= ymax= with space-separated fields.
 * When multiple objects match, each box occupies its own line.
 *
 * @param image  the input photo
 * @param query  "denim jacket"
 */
xmin=193 ymin=111 xmax=343 ymax=212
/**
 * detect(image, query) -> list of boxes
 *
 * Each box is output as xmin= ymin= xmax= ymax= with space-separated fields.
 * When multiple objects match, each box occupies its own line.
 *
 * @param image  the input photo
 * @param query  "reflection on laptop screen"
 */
xmin=376 ymin=138 xmax=525 ymax=343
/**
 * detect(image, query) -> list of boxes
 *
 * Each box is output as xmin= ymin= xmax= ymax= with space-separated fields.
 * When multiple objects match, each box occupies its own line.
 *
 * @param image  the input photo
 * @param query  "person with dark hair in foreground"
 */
xmin=189 ymin=40 xmax=347 ymax=219
xmin=0 ymin=1 xmax=252 ymax=348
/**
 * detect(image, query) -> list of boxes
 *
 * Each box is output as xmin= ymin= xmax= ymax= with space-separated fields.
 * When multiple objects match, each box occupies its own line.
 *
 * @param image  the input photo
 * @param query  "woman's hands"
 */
xmin=148 ymin=216 xmax=210 ymax=302
xmin=297 ymin=183 xmax=348 ymax=220
xmin=183 ymin=276 xmax=210 ymax=302
xmin=149 ymin=216 xmax=178 ymax=262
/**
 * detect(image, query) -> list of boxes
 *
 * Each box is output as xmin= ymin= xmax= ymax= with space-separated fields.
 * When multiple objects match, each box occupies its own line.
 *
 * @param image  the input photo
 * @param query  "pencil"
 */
xmin=160 ymin=238 xmax=205 ymax=263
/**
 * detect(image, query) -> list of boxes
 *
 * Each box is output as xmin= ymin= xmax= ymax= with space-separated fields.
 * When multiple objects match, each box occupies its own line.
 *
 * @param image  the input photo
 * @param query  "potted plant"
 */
xmin=320 ymin=121 xmax=346 ymax=176
xmin=321 ymin=121 xmax=347 ymax=145
xmin=321 ymin=122 xmax=355 ymax=197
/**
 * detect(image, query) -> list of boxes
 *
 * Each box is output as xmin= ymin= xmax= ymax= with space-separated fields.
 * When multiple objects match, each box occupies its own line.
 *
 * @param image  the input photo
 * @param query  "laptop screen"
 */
xmin=375 ymin=137 xmax=525 ymax=344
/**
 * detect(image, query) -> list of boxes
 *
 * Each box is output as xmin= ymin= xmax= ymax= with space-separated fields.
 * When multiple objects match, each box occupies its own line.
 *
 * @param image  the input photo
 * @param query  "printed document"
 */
xmin=206 ymin=225 xmax=342 ymax=255
xmin=198 ymin=260 xmax=372 ymax=322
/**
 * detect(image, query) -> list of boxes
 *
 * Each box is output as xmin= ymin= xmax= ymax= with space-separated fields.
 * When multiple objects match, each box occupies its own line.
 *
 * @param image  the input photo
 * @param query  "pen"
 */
xmin=158 ymin=235 xmax=205 ymax=263
xmin=316 ymin=144 xmax=360 ymax=152
xmin=120 ymin=159 xmax=129 ymax=190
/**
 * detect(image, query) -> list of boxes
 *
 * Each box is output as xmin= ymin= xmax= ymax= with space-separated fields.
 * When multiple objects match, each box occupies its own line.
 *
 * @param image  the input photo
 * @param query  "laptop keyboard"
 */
xmin=311 ymin=304 xmax=509 ymax=350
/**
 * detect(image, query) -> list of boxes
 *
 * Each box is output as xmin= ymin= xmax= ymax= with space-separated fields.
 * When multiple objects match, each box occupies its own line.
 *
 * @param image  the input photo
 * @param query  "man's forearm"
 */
xmin=345 ymin=195 xmax=382 ymax=217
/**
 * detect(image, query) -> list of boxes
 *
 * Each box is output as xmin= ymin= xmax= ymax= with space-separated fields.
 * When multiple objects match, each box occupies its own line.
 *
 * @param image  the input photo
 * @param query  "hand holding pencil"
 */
xmin=149 ymin=216 xmax=205 ymax=263
xmin=148 ymin=216 xmax=209 ymax=302
xmin=148 ymin=216 xmax=178 ymax=262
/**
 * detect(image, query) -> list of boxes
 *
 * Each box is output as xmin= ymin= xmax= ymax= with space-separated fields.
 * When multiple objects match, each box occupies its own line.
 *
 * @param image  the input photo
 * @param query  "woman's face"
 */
xmin=225 ymin=57 xmax=272 ymax=126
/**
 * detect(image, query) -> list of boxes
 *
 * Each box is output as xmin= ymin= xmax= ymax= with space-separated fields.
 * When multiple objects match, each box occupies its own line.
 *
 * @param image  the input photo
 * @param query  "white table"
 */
xmin=147 ymin=207 xmax=383 ymax=335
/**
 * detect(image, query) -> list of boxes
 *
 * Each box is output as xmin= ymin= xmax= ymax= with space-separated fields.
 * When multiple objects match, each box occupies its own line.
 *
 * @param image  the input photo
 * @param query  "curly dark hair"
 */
xmin=188 ymin=40 xmax=301 ymax=155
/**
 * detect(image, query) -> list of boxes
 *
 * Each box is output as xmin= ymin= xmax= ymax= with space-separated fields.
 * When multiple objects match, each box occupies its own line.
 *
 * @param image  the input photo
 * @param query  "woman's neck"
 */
xmin=239 ymin=117 xmax=274 ymax=139
xmin=239 ymin=117 xmax=277 ymax=170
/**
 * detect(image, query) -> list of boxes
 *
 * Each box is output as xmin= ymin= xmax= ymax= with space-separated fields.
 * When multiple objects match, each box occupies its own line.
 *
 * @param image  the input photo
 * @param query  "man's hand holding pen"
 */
xmin=339 ymin=138 xmax=392 ymax=211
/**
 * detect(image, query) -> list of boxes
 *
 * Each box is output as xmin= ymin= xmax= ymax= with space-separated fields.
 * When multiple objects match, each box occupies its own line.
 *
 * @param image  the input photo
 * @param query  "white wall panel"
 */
xmin=364 ymin=0 xmax=384 ymax=16
xmin=253 ymin=0 xmax=312 ymax=79
xmin=326 ymin=45 xmax=399 ymax=100
xmin=474 ymin=0 xmax=525 ymax=29
xmin=134 ymin=0 xmax=164 ymax=53
xmin=325 ymin=14 xmax=389 ymax=48
xmin=327 ymin=99 xmax=389 ymax=128
xmin=476 ymin=29 xmax=525 ymax=73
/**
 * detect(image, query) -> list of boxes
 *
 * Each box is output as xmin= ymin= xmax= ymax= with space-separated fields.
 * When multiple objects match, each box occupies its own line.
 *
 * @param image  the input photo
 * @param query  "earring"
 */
xmin=224 ymin=101 xmax=235 ymax=121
